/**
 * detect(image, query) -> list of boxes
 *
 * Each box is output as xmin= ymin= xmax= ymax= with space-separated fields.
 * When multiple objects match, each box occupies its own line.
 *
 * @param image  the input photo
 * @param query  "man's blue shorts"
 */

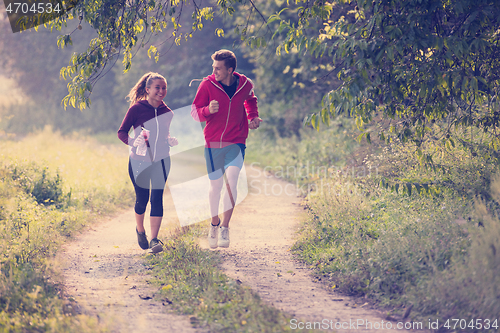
xmin=205 ymin=143 xmax=246 ymax=180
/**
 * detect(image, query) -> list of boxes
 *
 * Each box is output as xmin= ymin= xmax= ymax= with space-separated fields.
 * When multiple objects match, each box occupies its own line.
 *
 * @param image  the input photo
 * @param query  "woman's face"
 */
xmin=146 ymin=79 xmax=167 ymax=105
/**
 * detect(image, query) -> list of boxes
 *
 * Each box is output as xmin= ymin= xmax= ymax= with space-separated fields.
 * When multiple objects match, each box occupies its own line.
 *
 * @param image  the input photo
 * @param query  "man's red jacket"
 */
xmin=191 ymin=72 xmax=258 ymax=148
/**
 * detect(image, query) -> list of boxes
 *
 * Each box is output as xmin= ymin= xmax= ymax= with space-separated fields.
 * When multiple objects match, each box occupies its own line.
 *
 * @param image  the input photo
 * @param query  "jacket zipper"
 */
xmin=211 ymin=79 xmax=247 ymax=148
xmin=154 ymin=108 xmax=159 ymax=161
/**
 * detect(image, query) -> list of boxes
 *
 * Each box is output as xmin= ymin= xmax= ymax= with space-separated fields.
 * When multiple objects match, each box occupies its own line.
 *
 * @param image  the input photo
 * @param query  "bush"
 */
xmin=9 ymin=161 xmax=68 ymax=208
xmin=409 ymin=179 xmax=500 ymax=324
xmin=247 ymin=119 xmax=499 ymax=328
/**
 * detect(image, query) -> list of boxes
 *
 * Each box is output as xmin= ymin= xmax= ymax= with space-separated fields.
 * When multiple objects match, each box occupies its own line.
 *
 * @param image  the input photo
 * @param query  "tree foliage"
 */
xmin=0 ymin=22 xmax=132 ymax=134
xmin=0 ymin=4 xmax=235 ymax=134
xmin=228 ymin=1 xmax=346 ymax=138
xmin=267 ymin=0 xmax=500 ymax=159
xmin=45 ymin=0 xmax=255 ymax=109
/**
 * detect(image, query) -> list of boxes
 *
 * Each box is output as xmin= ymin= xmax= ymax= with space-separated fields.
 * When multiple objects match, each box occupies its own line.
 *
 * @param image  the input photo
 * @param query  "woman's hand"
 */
xmin=168 ymin=137 xmax=179 ymax=147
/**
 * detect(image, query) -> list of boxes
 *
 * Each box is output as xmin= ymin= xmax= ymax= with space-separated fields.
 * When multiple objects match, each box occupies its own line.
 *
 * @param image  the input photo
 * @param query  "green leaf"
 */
xmin=314 ymin=113 xmax=320 ymax=131
xmin=320 ymin=107 xmax=330 ymax=126
xmin=310 ymin=114 xmax=317 ymax=130
xmin=414 ymin=183 xmax=421 ymax=194
xmin=215 ymin=28 xmax=225 ymax=37
xmin=147 ymin=45 xmax=158 ymax=60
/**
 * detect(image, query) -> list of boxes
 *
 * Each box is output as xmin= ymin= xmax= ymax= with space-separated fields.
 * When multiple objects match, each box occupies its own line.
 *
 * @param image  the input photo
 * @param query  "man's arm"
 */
xmin=244 ymin=84 xmax=262 ymax=129
xmin=191 ymin=81 xmax=213 ymax=122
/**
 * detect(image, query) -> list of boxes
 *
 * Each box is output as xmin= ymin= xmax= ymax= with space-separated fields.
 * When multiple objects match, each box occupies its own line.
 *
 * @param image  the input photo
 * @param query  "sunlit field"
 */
xmin=0 ymin=127 xmax=131 ymax=207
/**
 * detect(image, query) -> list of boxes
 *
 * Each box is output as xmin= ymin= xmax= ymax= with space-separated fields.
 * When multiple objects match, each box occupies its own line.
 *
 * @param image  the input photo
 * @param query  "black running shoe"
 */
xmin=149 ymin=238 xmax=164 ymax=254
xmin=136 ymin=228 xmax=149 ymax=250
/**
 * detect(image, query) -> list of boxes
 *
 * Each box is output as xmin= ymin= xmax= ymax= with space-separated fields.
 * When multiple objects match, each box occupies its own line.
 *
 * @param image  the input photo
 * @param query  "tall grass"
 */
xmin=0 ymin=128 xmax=132 ymax=332
xmin=246 ymin=116 xmax=358 ymax=189
xmin=248 ymin=119 xmax=500 ymax=331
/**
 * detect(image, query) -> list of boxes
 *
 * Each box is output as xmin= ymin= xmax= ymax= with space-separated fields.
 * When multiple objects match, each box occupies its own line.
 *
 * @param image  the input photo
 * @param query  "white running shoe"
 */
xmin=208 ymin=223 xmax=219 ymax=249
xmin=218 ymin=227 xmax=230 ymax=248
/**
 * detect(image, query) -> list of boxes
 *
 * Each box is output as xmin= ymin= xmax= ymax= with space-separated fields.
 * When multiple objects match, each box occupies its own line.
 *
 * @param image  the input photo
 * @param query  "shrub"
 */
xmin=9 ymin=161 xmax=69 ymax=208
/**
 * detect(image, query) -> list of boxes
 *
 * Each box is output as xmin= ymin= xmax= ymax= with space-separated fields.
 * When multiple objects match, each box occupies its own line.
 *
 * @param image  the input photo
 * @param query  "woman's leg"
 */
xmin=129 ymin=160 xmax=150 ymax=232
xmin=135 ymin=213 xmax=146 ymax=233
xmin=150 ymin=189 xmax=164 ymax=239
xmin=149 ymin=216 xmax=162 ymax=239
xmin=149 ymin=158 xmax=170 ymax=238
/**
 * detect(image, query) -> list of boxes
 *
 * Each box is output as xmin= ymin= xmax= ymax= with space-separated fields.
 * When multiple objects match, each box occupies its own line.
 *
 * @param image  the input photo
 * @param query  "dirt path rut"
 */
xmin=205 ymin=165 xmax=418 ymax=332
xmin=58 ymin=210 xmax=200 ymax=333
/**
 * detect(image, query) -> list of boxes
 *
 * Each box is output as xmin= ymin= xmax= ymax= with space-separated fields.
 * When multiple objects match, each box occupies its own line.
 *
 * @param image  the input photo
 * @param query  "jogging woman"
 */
xmin=118 ymin=72 xmax=178 ymax=253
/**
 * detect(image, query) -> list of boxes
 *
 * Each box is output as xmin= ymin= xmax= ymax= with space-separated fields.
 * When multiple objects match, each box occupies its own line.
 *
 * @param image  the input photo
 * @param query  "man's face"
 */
xmin=212 ymin=60 xmax=233 ymax=84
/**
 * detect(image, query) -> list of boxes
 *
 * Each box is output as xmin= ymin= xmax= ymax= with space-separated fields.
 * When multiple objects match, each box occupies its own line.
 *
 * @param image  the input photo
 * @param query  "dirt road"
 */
xmin=59 ymin=156 xmax=421 ymax=332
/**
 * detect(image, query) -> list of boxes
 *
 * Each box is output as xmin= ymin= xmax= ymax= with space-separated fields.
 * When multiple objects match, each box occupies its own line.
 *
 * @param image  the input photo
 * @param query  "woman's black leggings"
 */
xmin=128 ymin=157 xmax=171 ymax=217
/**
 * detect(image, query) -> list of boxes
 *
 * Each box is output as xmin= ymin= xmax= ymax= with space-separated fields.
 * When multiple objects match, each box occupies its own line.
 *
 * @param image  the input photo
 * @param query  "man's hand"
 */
xmin=209 ymin=100 xmax=219 ymax=114
xmin=249 ymin=117 xmax=263 ymax=129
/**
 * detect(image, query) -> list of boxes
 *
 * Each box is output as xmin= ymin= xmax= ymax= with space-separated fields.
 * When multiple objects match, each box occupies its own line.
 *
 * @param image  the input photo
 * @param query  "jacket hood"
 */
xmin=206 ymin=72 xmax=248 ymax=88
xmin=137 ymin=99 xmax=169 ymax=110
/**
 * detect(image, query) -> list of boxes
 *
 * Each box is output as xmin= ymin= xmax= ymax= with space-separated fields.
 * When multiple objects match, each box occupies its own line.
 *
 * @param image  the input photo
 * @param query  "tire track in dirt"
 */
xmin=201 ymin=164 xmax=425 ymax=333
xmin=58 ymin=209 xmax=202 ymax=333
xmin=57 ymin=151 xmax=207 ymax=333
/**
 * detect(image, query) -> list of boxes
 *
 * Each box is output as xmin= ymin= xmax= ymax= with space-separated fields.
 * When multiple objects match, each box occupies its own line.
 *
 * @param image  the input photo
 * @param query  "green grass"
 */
xmin=145 ymin=225 xmax=313 ymax=333
xmin=245 ymin=116 xmax=358 ymax=189
xmin=5 ymin=121 xmax=497 ymax=332
xmin=1 ymin=127 xmax=131 ymax=207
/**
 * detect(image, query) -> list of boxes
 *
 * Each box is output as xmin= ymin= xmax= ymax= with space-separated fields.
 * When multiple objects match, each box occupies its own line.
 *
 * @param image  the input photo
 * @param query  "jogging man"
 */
xmin=191 ymin=49 xmax=262 ymax=248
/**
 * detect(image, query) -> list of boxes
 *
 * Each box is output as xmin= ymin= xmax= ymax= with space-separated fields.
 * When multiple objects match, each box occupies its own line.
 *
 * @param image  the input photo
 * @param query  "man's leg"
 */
xmin=221 ymin=165 xmax=241 ymax=228
xmin=206 ymin=176 xmax=223 ymax=249
xmin=209 ymin=176 xmax=224 ymax=225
